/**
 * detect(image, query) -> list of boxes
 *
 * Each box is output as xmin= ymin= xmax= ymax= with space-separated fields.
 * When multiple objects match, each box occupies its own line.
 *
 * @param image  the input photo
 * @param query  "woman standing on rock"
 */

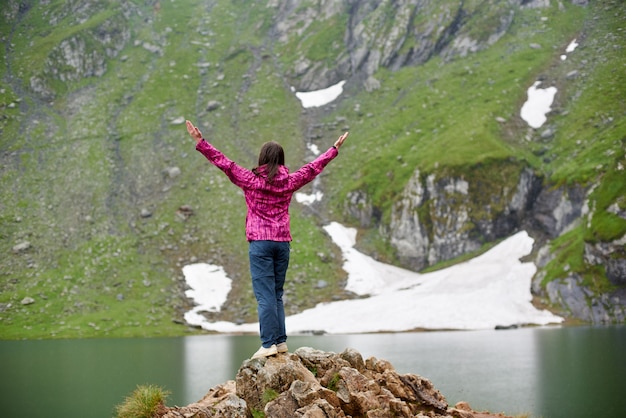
xmin=186 ymin=120 xmax=349 ymax=359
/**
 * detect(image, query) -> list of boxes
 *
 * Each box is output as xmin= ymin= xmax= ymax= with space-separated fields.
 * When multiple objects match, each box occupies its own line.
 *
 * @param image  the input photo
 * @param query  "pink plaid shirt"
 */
xmin=196 ymin=139 xmax=339 ymax=241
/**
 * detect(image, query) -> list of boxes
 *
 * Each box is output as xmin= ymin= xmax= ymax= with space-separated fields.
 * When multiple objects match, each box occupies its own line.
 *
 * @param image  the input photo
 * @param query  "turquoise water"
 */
xmin=1 ymin=326 xmax=624 ymax=417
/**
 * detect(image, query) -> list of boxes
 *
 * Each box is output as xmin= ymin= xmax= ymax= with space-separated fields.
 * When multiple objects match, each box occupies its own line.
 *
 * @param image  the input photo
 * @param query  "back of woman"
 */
xmin=186 ymin=119 xmax=349 ymax=358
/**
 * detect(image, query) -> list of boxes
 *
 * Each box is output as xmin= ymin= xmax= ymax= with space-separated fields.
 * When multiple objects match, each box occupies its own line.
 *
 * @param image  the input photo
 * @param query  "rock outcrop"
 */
xmin=544 ymin=274 xmax=626 ymax=324
xmin=380 ymin=166 xmax=595 ymax=272
xmin=347 ymin=163 xmax=541 ymax=272
xmin=157 ymin=347 xmax=511 ymax=418
xmin=8 ymin=0 xmax=136 ymax=100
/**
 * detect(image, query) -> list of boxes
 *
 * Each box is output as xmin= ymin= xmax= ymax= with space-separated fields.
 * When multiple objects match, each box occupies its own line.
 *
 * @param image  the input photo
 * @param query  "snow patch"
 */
xmin=561 ymin=38 xmax=579 ymax=61
xmin=566 ymin=38 xmax=579 ymax=53
xmin=183 ymin=264 xmax=231 ymax=326
xmin=520 ymin=81 xmax=557 ymax=129
xmin=295 ymin=191 xmax=324 ymax=205
xmin=294 ymin=80 xmax=346 ymax=108
xmin=183 ymin=223 xmax=563 ymax=333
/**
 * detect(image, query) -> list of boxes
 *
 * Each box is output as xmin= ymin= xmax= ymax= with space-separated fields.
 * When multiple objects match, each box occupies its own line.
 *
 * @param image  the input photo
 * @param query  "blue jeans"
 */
xmin=249 ymin=240 xmax=290 ymax=348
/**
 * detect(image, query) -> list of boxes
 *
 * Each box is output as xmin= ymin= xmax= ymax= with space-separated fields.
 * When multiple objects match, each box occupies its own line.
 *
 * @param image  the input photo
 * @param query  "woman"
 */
xmin=186 ymin=120 xmax=349 ymax=359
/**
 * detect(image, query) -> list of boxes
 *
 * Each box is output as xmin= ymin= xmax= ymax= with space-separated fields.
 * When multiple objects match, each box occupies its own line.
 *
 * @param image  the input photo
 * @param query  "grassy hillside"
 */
xmin=0 ymin=0 xmax=345 ymax=339
xmin=0 ymin=0 xmax=623 ymax=339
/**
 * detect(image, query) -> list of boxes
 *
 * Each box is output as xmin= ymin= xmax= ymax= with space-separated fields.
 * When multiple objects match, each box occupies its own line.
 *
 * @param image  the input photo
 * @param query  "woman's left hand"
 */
xmin=334 ymin=131 xmax=349 ymax=149
xmin=186 ymin=120 xmax=203 ymax=144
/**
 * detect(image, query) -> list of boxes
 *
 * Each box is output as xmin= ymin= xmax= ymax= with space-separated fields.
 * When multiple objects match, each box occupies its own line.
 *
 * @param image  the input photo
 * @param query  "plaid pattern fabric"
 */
xmin=196 ymin=139 xmax=338 ymax=241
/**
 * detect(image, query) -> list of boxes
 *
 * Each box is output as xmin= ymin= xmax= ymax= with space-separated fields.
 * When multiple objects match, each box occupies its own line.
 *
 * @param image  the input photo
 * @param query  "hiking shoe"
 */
xmin=251 ymin=344 xmax=277 ymax=359
xmin=277 ymin=342 xmax=288 ymax=353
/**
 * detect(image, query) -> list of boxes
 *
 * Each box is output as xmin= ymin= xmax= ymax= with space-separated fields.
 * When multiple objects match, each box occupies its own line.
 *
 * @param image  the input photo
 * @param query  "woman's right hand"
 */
xmin=186 ymin=120 xmax=203 ymax=144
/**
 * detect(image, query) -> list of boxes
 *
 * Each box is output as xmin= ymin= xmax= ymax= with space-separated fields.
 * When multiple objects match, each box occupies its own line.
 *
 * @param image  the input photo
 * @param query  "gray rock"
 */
xmin=363 ymin=76 xmax=380 ymax=92
xmin=532 ymin=184 xmax=586 ymax=238
xmin=606 ymin=258 xmax=626 ymax=286
xmin=585 ymin=236 xmax=626 ymax=286
xmin=344 ymin=190 xmax=374 ymax=228
xmin=12 ymin=241 xmax=31 ymax=253
xmin=142 ymin=42 xmax=162 ymax=55
xmin=566 ymin=70 xmax=579 ymax=79
xmin=206 ymin=100 xmax=221 ymax=111
xmin=546 ymin=274 xmax=626 ymax=324
xmin=546 ymin=275 xmax=592 ymax=320
xmin=521 ymin=0 xmax=551 ymax=9
xmin=540 ymin=127 xmax=555 ymax=139
xmin=29 ymin=76 xmax=55 ymax=101
xmin=21 ymin=297 xmax=35 ymax=305
xmin=164 ymin=166 xmax=181 ymax=179
xmin=315 ymin=280 xmax=328 ymax=289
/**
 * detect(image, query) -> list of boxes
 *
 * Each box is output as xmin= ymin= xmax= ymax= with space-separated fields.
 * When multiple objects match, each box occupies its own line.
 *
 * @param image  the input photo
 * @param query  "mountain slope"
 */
xmin=0 ymin=0 xmax=623 ymax=339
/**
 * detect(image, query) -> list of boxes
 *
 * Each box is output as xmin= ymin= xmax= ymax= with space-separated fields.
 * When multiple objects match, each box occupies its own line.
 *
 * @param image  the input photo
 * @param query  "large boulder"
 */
xmin=157 ymin=347 xmax=512 ymax=418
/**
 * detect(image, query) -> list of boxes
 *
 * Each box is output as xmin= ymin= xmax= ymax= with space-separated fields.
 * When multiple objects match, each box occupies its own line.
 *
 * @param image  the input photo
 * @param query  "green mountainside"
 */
xmin=0 ymin=0 xmax=624 ymax=339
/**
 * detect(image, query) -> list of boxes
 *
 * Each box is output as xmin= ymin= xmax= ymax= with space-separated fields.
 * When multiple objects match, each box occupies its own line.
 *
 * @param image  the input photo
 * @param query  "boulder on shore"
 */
xmin=156 ymin=347 xmax=512 ymax=418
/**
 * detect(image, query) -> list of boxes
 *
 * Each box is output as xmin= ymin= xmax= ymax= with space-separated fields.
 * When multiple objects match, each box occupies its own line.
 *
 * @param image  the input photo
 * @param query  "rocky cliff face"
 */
xmin=385 ymin=164 xmax=539 ymax=271
xmin=272 ymin=0 xmax=582 ymax=91
xmin=157 ymin=347 xmax=510 ymax=418
xmin=377 ymin=166 xmax=592 ymax=272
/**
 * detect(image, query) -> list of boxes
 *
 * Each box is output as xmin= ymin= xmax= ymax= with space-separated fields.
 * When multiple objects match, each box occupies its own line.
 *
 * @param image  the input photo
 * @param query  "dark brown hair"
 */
xmin=253 ymin=141 xmax=285 ymax=182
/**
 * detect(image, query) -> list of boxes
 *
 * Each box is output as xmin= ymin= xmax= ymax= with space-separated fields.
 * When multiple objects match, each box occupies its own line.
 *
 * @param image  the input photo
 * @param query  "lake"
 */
xmin=0 ymin=326 xmax=624 ymax=417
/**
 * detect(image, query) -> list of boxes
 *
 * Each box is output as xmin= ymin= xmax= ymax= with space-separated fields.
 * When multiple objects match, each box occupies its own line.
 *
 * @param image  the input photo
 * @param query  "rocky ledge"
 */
xmin=157 ymin=347 xmax=511 ymax=418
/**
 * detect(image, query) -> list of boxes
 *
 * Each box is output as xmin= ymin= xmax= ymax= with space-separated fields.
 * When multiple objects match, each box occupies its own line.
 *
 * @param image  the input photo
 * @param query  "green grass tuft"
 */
xmin=327 ymin=373 xmax=341 ymax=392
xmin=262 ymin=388 xmax=279 ymax=404
xmin=251 ymin=410 xmax=265 ymax=418
xmin=115 ymin=384 xmax=170 ymax=418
